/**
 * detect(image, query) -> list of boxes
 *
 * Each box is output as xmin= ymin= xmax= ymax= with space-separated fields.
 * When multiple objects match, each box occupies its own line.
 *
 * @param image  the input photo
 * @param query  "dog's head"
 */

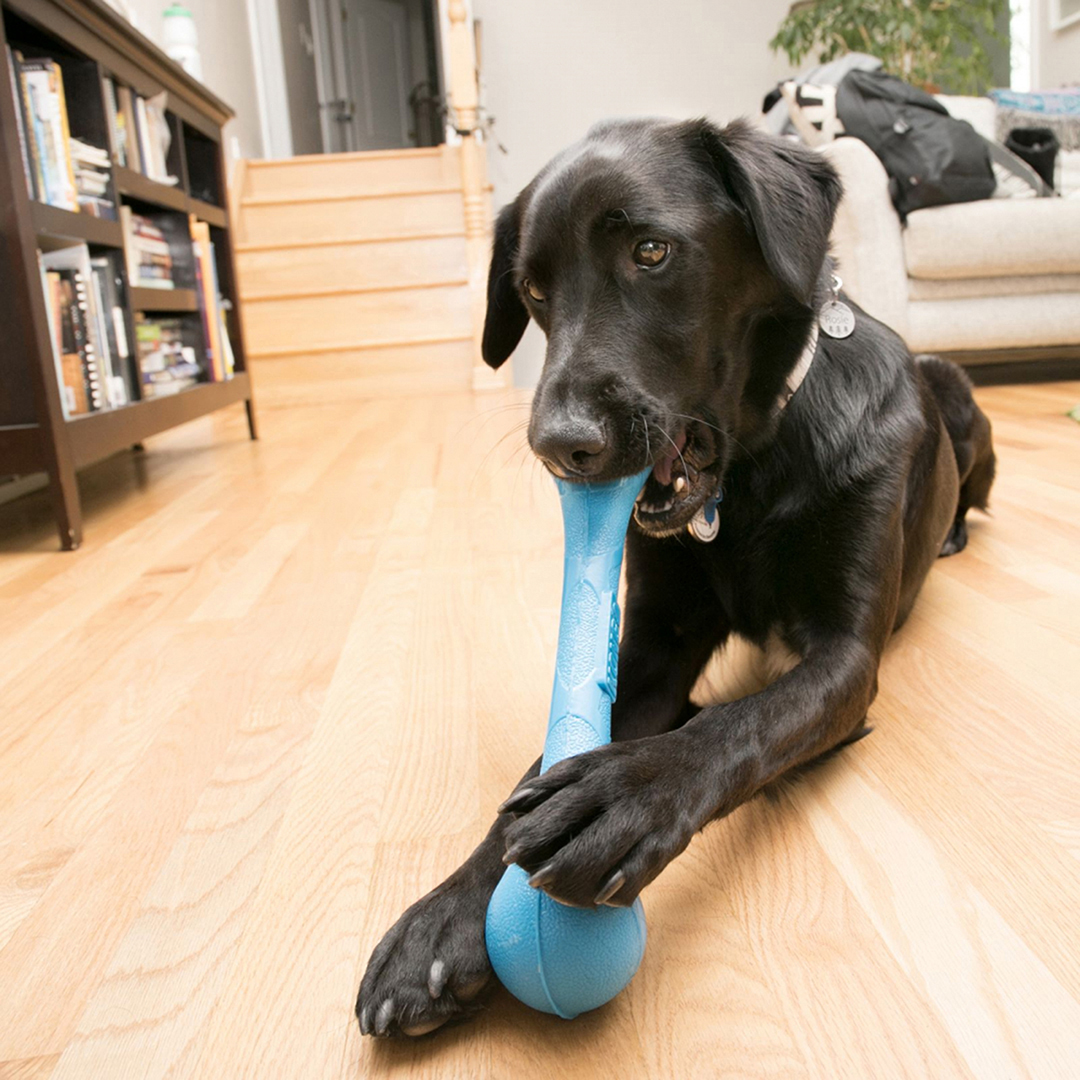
xmin=482 ymin=118 xmax=842 ymax=536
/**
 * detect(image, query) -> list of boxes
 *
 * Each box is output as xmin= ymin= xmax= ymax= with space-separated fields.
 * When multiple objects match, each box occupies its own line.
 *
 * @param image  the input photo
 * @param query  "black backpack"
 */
xmin=836 ymin=69 xmax=995 ymax=219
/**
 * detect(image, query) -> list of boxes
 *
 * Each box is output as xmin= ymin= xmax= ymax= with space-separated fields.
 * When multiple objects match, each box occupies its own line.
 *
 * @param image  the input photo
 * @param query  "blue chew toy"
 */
xmin=485 ymin=467 xmax=651 ymax=1018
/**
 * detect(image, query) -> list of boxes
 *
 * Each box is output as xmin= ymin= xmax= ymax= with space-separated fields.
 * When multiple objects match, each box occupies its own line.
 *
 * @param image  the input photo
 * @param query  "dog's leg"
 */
xmin=356 ymin=534 xmax=724 ymax=1037
xmin=499 ymin=522 xmax=904 ymax=910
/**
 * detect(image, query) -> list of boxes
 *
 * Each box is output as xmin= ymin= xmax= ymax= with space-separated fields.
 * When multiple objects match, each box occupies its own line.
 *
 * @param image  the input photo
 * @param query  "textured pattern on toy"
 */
xmin=485 ymin=469 xmax=651 ymax=1019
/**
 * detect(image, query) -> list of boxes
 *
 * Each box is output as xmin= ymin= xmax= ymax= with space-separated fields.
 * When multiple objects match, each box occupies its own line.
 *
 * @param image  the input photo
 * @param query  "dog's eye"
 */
xmin=633 ymin=240 xmax=669 ymax=268
xmin=522 ymin=279 xmax=545 ymax=302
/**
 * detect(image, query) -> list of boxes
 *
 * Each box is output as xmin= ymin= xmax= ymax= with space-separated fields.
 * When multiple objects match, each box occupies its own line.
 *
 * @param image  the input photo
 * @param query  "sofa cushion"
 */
xmin=903 ymin=198 xmax=1080 ymax=279
xmin=907 ymin=293 xmax=1080 ymax=352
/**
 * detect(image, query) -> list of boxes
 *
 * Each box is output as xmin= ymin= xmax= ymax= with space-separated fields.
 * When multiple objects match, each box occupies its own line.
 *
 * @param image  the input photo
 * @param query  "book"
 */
xmin=55 ymin=273 xmax=90 ymax=417
xmin=6 ymin=46 xmax=35 ymax=199
xmin=70 ymin=137 xmax=116 ymax=218
xmin=120 ymin=205 xmax=178 ymax=289
xmin=134 ymin=94 xmax=151 ymax=178
xmin=43 ymin=245 xmax=110 ymax=413
xmin=135 ymin=315 xmax=201 ymax=397
xmin=18 ymin=55 xmax=79 ymax=211
xmin=190 ymin=218 xmax=222 ymax=381
xmin=91 ymin=253 xmax=136 ymax=405
xmin=39 ymin=262 xmax=80 ymax=418
xmin=102 ymin=75 xmax=123 ymax=166
xmin=116 ymin=84 xmax=140 ymax=173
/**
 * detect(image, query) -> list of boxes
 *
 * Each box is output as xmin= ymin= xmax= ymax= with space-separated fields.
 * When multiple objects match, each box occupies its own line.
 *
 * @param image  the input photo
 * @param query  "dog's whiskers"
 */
xmin=656 ymin=425 xmax=688 ymax=481
xmin=638 ymin=412 xmax=652 ymax=471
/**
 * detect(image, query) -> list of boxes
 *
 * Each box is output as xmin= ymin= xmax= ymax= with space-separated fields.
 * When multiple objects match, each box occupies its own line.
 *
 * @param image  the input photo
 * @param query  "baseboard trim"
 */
xmin=935 ymin=346 xmax=1080 ymax=386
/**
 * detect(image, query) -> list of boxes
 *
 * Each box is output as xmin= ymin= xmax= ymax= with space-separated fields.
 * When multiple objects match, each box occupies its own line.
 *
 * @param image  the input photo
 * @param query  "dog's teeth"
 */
xmin=674 ymin=476 xmax=686 ymax=493
xmin=660 ymin=498 xmax=674 ymax=512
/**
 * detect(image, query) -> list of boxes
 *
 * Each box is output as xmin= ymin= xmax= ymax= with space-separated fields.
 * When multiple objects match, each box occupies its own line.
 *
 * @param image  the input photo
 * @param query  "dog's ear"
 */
xmin=481 ymin=201 xmax=530 ymax=369
xmin=691 ymin=119 xmax=842 ymax=305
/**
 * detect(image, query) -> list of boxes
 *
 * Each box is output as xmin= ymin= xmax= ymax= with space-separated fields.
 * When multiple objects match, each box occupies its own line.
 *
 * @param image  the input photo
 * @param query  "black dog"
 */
xmin=357 ymin=118 xmax=995 ymax=1037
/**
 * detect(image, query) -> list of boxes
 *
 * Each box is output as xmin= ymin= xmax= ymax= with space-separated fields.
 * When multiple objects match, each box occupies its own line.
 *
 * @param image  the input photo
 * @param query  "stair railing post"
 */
xmin=446 ymin=0 xmax=505 ymax=391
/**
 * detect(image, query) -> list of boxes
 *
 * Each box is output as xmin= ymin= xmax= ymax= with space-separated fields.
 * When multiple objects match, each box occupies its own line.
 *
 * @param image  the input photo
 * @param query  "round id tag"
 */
xmin=819 ymin=299 xmax=855 ymax=339
xmin=688 ymin=491 xmax=721 ymax=543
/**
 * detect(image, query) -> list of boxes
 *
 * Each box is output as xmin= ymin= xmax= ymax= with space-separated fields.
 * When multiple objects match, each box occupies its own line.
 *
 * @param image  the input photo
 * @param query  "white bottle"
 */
xmin=162 ymin=4 xmax=203 ymax=81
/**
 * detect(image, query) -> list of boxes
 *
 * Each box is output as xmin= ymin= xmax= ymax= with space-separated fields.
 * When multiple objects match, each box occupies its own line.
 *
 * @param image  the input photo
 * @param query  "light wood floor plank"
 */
xmin=0 ymin=379 xmax=1076 ymax=1078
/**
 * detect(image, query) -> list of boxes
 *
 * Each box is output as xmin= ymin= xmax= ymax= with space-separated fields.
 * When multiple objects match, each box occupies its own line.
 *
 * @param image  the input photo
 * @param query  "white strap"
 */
xmin=776 ymin=322 xmax=818 ymax=412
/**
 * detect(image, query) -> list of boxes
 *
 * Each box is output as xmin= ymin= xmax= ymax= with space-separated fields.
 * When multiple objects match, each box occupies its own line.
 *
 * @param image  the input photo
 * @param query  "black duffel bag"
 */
xmin=836 ymin=69 xmax=996 ymax=219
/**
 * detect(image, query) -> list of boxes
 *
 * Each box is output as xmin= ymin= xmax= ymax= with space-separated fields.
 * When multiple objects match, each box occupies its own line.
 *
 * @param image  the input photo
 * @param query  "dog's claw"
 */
xmin=375 ymin=997 xmax=395 ymax=1036
xmin=358 ymin=1003 xmax=373 ymax=1036
xmin=527 ymin=863 xmax=556 ymax=889
xmin=498 ymin=788 xmax=536 ymax=814
xmin=594 ymin=869 xmax=626 ymax=906
xmin=428 ymin=958 xmax=447 ymax=999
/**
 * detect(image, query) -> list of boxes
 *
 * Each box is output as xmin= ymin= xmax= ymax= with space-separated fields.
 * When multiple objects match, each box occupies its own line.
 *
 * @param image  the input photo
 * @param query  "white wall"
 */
xmin=1035 ymin=0 xmax=1080 ymax=87
xmin=109 ymin=0 xmax=264 ymax=161
xmin=471 ymin=0 xmax=798 ymax=385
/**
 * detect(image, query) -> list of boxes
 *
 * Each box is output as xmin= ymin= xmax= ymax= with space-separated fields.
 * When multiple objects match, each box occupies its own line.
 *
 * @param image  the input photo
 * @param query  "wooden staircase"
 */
xmin=233 ymin=145 xmax=488 ymax=402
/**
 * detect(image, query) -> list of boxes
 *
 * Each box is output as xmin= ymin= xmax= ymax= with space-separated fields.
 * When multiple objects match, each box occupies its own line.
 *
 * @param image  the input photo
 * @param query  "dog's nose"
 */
xmin=532 ymin=416 xmax=609 ymax=476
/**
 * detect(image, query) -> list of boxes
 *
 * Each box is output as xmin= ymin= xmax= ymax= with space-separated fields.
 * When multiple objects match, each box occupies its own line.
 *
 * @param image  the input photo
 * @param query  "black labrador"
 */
xmin=356 ymin=117 xmax=995 ymax=1037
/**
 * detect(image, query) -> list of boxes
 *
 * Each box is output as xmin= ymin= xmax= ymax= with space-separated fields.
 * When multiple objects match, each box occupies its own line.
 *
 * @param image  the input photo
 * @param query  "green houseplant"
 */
xmin=770 ymin=0 xmax=1008 ymax=95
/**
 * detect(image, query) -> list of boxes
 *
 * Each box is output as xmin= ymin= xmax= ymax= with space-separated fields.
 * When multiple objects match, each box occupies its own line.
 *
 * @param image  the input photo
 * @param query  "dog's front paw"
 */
xmin=499 ymin=734 xmax=702 ymax=909
xmin=356 ymin=872 xmax=493 ymax=1038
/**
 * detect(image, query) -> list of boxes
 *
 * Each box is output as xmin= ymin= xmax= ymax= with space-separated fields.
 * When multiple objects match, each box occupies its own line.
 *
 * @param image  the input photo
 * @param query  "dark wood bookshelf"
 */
xmin=0 ymin=0 xmax=255 ymax=550
xmin=113 ymin=164 xmax=188 ymax=213
xmin=66 ymin=374 xmax=250 ymax=467
xmin=129 ymin=286 xmax=199 ymax=312
xmin=31 ymin=201 xmax=123 ymax=248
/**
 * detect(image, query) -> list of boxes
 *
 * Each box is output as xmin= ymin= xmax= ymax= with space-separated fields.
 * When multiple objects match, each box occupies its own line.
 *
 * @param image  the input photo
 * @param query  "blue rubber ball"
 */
xmin=485 ymin=864 xmax=647 ymax=1018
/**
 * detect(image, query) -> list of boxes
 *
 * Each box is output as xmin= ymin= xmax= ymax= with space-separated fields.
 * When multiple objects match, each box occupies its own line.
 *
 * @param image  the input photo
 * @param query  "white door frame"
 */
xmin=246 ymin=0 xmax=295 ymax=159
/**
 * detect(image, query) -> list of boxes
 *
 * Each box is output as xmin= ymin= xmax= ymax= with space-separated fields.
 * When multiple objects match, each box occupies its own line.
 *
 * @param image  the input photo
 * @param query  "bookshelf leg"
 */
xmin=245 ymin=398 xmax=258 ymax=441
xmin=47 ymin=460 xmax=82 ymax=551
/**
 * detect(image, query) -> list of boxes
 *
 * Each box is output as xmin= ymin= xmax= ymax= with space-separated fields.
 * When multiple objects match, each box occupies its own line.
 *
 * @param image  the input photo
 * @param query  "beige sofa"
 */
xmin=820 ymin=96 xmax=1080 ymax=368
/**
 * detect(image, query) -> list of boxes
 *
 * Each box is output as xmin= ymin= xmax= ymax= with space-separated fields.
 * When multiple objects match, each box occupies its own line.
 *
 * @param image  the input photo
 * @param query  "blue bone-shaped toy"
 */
xmin=484 ymin=468 xmax=651 ymax=1018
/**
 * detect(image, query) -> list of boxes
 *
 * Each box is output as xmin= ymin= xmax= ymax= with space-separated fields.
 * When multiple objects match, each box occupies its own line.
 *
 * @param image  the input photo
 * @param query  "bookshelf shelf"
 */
xmin=0 ymin=0 xmax=256 ymax=551
xmin=130 ymin=286 xmax=199 ymax=312
xmin=114 ymin=165 xmax=188 ymax=213
xmin=31 ymin=202 xmax=124 ymax=248
xmin=66 ymin=373 xmax=250 ymax=468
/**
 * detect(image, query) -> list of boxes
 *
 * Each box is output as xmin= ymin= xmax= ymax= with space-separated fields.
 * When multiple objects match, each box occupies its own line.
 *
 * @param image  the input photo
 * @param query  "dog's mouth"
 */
xmin=633 ymin=428 xmax=719 ymax=537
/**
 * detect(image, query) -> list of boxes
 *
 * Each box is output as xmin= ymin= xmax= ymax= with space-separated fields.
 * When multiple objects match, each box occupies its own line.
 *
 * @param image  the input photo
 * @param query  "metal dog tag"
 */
xmin=688 ymin=491 xmax=721 ymax=543
xmin=819 ymin=299 xmax=855 ymax=339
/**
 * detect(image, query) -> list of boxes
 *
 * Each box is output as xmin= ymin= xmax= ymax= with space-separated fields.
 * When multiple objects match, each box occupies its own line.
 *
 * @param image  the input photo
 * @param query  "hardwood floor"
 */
xmin=0 ymin=380 xmax=1078 ymax=1079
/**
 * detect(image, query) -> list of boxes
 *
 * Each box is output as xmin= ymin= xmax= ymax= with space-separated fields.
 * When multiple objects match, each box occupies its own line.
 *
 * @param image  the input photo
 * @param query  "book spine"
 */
xmin=40 ymin=261 xmax=71 ymax=418
xmin=90 ymin=265 xmax=118 ymax=405
xmin=52 ymin=61 xmax=81 ymax=213
xmin=191 ymin=234 xmax=217 ymax=381
xmin=117 ymin=85 xmax=139 ymax=173
xmin=102 ymin=75 xmax=124 ymax=167
xmin=70 ymin=271 xmax=104 ymax=410
xmin=20 ymin=64 xmax=55 ymax=205
xmin=6 ymin=47 xmax=36 ymax=199
xmin=56 ymin=272 xmax=89 ymax=415
xmin=134 ymin=96 xmax=152 ymax=179
xmin=22 ymin=60 xmax=78 ymax=210
xmin=206 ymin=239 xmax=231 ymax=379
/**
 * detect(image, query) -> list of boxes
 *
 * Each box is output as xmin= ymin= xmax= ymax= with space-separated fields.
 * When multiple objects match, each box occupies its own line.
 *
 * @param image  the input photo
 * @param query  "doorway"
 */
xmin=308 ymin=0 xmax=444 ymax=154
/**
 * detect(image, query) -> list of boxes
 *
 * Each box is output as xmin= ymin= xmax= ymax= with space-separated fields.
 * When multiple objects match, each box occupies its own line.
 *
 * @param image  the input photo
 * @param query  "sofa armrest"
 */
xmin=819 ymin=137 xmax=911 ymax=341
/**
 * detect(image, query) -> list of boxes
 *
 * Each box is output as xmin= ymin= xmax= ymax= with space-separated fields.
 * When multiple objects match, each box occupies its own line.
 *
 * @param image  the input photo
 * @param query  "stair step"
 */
xmin=251 ymin=338 xmax=475 ymax=400
xmin=244 ymin=146 xmax=459 ymax=200
xmin=237 ymin=235 xmax=468 ymax=298
xmin=244 ymin=283 xmax=473 ymax=357
xmin=239 ymin=191 xmax=464 ymax=246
